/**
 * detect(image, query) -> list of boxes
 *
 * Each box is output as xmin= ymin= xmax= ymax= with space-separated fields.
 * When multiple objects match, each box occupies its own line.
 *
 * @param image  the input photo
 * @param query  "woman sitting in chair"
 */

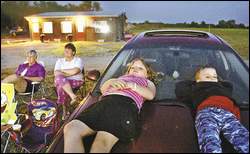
xmin=1 ymin=50 xmax=46 ymax=93
xmin=54 ymin=43 xmax=84 ymax=120
xmin=63 ymin=58 xmax=156 ymax=153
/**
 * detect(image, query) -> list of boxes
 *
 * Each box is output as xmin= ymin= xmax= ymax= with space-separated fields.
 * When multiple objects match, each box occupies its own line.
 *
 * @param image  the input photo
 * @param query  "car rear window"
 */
xmin=95 ymin=46 xmax=249 ymax=106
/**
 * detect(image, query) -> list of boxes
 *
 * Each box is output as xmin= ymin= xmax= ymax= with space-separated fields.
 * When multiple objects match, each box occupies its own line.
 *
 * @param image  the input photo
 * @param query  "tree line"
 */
xmin=1 ymin=1 xmax=102 ymax=32
xmin=1 ymin=1 xmax=248 ymax=34
xmin=136 ymin=20 xmax=248 ymax=29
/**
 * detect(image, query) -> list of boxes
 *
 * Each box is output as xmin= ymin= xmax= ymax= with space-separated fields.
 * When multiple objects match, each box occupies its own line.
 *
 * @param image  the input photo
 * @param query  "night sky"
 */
xmin=57 ymin=1 xmax=249 ymax=25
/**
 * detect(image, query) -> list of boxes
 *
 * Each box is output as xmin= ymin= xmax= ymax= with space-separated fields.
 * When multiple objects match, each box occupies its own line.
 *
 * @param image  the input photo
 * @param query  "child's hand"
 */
xmin=126 ymin=82 xmax=136 ymax=91
xmin=110 ymin=79 xmax=127 ymax=89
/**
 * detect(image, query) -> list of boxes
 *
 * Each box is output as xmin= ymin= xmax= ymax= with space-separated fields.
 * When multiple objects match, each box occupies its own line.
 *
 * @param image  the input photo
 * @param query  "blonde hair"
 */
xmin=126 ymin=58 xmax=157 ymax=83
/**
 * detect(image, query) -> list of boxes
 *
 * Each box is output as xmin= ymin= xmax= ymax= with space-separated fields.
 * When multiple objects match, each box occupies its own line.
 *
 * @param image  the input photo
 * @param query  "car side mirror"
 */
xmin=86 ymin=70 xmax=101 ymax=81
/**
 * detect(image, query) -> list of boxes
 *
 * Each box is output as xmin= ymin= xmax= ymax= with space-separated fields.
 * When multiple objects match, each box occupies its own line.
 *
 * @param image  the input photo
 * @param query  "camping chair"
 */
xmin=16 ymin=61 xmax=46 ymax=103
xmin=1 ymin=83 xmax=19 ymax=153
xmin=2 ymin=99 xmax=60 ymax=153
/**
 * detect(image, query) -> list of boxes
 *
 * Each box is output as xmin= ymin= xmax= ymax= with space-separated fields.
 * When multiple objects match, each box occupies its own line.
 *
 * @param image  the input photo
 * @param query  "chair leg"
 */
xmin=3 ymin=132 xmax=11 ymax=153
xmin=41 ymin=84 xmax=46 ymax=98
xmin=31 ymin=84 xmax=35 ymax=102
xmin=16 ymin=95 xmax=29 ymax=105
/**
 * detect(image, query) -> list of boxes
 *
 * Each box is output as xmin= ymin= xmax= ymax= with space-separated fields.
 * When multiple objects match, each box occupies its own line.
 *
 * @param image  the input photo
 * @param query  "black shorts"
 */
xmin=76 ymin=95 xmax=141 ymax=142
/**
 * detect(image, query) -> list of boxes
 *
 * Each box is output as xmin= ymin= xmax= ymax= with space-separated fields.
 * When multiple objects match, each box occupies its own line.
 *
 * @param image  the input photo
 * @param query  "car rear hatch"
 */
xmin=112 ymin=101 xmax=199 ymax=153
xmin=47 ymin=97 xmax=248 ymax=153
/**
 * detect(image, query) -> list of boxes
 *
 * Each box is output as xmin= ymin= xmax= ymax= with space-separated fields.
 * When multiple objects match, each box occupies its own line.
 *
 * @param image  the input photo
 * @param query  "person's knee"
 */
xmin=2 ymin=74 xmax=18 ymax=83
xmin=95 ymin=131 xmax=119 ymax=147
xmin=64 ymin=120 xmax=81 ymax=135
xmin=55 ymin=75 xmax=66 ymax=85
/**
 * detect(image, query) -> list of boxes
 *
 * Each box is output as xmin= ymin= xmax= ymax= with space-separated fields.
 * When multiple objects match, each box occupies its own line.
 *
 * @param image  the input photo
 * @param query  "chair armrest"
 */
xmin=31 ymin=81 xmax=41 ymax=85
xmin=1 ymin=124 xmax=12 ymax=132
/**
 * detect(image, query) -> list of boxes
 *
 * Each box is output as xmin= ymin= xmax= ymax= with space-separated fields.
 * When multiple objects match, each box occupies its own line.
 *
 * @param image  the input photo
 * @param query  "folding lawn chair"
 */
xmin=1 ymin=83 xmax=18 ymax=153
xmin=16 ymin=61 xmax=46 ymax=103
xmin=1 ymin=99 xmax=60 ymax=153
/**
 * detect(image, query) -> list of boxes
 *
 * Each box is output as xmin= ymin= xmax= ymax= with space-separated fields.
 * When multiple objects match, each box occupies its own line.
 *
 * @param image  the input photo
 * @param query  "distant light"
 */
xmin=32 ymin=22 xmax=39 ymax=33
xmin=100 ymin=25 xmax=110 ymax=33
xmin=31 ymin=18 xmax=39 ymax=23
xmin=93 ymin=21 xmax=110 ymax=33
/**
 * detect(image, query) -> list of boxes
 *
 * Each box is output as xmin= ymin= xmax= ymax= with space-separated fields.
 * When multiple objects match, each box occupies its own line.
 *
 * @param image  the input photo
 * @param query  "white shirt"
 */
xmin=54 ymin=57 xmax=84 ymax=81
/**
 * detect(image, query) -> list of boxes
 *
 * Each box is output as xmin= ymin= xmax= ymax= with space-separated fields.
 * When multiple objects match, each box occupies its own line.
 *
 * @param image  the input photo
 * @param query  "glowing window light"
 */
xmin=94 ymin=21 xmax=110 ymax=33
xmin=100 ymin=25 xmax=110 ymax=33
xmin=75 ymin=16 xmax=85 ymax=32
xmin=77 ymin=21 xmax=84 ymax=32
xmin=43 ymin=22 xmax=53 ymax=33
xmin=32 ymin=22 xmax=39 ymax=33
xmin=61 ymin=21 xmax=72 ymax=33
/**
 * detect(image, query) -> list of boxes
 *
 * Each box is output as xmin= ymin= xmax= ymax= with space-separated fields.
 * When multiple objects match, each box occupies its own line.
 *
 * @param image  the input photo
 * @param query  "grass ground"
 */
xmin=1 ymin=40 xmax=126 ymax=56
xmin=130 ymin=26 xmax=249 ymax=59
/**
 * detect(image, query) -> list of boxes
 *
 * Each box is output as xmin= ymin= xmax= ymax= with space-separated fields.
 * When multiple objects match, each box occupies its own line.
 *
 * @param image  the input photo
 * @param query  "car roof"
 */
xmin=126 ymin=29 xmax=226 ymax=49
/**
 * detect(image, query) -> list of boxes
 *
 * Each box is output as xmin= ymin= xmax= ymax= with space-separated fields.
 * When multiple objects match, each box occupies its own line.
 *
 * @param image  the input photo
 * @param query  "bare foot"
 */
xmin=70 ymin=95 xmax=77 ymax=105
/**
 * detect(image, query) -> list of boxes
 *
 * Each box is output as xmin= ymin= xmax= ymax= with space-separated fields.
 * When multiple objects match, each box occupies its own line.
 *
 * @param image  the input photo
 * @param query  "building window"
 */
xmin=76 ymin=18 xmax=85 ymax=32
xmin=93 ymin=21 xmax=110 ymax=33
xmin=32 ymin=22 xmax=39 ymax=33
xmin=61 ymin=21 xmax=72 ymax=33
xmin=43 ymin=22 xmax=53 ymax=33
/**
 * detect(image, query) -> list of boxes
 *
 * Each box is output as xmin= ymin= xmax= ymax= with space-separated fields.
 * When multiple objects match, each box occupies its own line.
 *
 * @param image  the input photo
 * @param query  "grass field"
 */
xmin=130 ymin=26 xmax=249 ymax=59
xmin=1 ymin=40 xmax=126 ymax=57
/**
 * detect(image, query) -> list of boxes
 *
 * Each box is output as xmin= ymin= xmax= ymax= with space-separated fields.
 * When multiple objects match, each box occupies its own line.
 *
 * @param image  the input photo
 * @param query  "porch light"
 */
xmin=32 ymin=22 xmax=39 ymax=33
xmin=93 ymin=21 xmax=110 ymax=33
xmin=30 ymin=17 xmax=39 ymax=33
xmin=100 ymin=25 xmax=110 ymax=33
xmin=31 ymin=17 xmax=39 ymax=23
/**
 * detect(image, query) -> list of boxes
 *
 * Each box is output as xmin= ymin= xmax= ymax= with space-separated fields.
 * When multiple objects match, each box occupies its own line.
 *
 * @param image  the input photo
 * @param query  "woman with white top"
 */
xmin=54 ymin=43 xmax=84 ymax=120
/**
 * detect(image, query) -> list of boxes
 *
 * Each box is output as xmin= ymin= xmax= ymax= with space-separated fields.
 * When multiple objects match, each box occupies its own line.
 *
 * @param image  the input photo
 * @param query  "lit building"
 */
xmin=24 ymin=11 xmax=127 ymax=42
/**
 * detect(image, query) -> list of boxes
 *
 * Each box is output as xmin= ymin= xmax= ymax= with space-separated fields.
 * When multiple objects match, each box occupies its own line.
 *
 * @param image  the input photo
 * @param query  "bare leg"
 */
xmin=64 ymin=120 xmax=96 ymax=153
xmin=2 ymin=74 xmax=27 ymax=93
xmin=90 ymin=131 xmax=119 ymax=153
xmin=62 ymin=83 xmax=77 ymax=101
xmin=1 ymin=74 xmax=19 ymax=83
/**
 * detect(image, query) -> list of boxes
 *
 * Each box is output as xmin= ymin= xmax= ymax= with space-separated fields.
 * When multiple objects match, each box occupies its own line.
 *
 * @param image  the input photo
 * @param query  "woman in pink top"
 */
xmin=64 ymin=58 xmax=156 ymax=153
